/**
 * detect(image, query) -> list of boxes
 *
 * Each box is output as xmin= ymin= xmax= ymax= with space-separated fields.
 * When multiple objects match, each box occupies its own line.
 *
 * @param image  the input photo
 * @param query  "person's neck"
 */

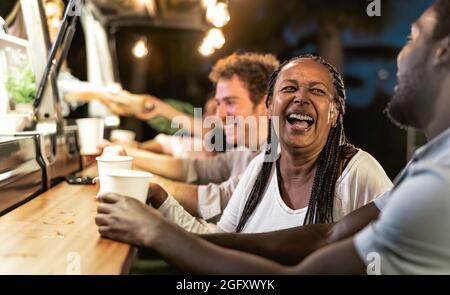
xmin=424 ymin=76 xmax=450 ymax=140
xmin=279 ymin=146 xmax=321 ymax=182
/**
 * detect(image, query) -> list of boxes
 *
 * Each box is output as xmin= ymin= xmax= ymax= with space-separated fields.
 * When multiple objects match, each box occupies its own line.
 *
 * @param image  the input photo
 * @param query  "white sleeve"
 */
xmin=354 ymin=164 xmax=450 ymax=274
xmin=182 ymin=152 xmax=233 ymax=184
xmin=197 ymin=175 xmax=241 ymax=220
xmin=158 ymin=194 xmax=218 ymax=234
xmin=58 ymin=72 xmax=108 ymax=96
xmin=373 ymin=190 xmax=391 ymax=210
xmin=338 ymin=151 xmax=393 ymax=214
xmin=57 ymin=71 xmax=108 ymax=116
xmin=216 ymin=153 xmax=264 ymax=232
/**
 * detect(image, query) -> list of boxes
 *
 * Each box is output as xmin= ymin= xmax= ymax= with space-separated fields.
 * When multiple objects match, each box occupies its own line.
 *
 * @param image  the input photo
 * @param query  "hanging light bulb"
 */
xmin=198 ymin=28 xmax=225 ymax=56
xmin=206 ymin=1 xmax=230 ymax=28
xmin=132 ymin=39 xmax=148 ymax=58
xmin=198 ymin=42 xmax=215 ymax=56
xmin=205 ymin=28 xmax=225 ymax=49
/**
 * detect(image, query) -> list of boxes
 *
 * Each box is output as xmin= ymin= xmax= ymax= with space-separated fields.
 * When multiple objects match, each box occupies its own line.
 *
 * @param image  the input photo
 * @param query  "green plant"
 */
xmin=5 ymin=64 xmax=36 ymax=104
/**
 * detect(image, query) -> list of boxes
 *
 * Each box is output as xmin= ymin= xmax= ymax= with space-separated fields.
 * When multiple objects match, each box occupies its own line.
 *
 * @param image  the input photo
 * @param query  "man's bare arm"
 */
xmin=199 ymin=202 xmax=380 ymax=265
xmin=126 ymin=147 xmax=187 ymax=182
xmin=289 ymin=238 xmax=366 ymax=274
xmin=138 ymin=140 xmax=165 ymax=154
xmin=97 ymin=194 xmax=373 ymax=274
xmin=151 ymin=217 xmax=365 ymax=274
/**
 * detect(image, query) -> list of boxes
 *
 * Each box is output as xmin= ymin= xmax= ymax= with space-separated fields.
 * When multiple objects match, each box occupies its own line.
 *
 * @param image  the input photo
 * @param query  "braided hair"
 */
xmin=236 ymin=54 xmax=357 ymax=232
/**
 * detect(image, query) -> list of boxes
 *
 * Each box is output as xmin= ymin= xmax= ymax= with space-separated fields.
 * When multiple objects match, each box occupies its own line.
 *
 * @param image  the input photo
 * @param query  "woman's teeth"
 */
xmin=287 ymin=113 xmax=315 ymax=128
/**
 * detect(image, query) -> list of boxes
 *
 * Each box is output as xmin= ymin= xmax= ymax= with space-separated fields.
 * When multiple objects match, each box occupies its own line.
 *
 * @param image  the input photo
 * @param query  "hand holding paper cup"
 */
xmin=99 ymin=169 xmax=152 ymax=203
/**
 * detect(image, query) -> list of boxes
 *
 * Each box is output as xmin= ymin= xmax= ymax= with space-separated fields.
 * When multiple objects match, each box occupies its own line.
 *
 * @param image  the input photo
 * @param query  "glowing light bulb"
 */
xmin=199 ymin=28 xmax=225 ymax=56
xmin=205 ymin=28 xmax=225 ymax=49
xmin=206 ymin=2 xmax=230 ymax=28
xmin=199 ymin=42 xmax=214 ymax=56
xmin=132 ymin=39 xmax=148 ymax=58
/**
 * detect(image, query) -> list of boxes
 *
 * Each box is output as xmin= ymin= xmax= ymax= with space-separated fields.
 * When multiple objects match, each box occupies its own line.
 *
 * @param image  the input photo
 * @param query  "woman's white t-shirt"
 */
xmin=158 ymin=149 xmax=392 ymax=234
xmin=217 ymin=150 xmax=392 ymax=233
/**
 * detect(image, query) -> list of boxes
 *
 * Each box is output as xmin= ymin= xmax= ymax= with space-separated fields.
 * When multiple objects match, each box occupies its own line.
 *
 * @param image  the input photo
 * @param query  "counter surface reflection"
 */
xmin=0 ymin=164 xmax=134 ymax=275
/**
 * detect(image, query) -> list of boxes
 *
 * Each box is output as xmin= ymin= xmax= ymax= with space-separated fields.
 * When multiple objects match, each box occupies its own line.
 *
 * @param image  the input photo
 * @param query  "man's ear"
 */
xmin=267 ymin=99 xmax=273 ymax=116
xmin=434 ymin=36 xmax=450 ymax=67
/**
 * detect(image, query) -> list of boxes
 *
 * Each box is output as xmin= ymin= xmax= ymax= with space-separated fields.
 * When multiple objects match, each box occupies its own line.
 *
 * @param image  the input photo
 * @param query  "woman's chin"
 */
xmin=281 ymin=134 xmax=314 ymax=150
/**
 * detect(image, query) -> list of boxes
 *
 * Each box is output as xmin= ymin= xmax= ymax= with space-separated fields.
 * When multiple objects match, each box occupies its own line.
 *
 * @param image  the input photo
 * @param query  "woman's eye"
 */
xmin=310 ymin=88 xmax=325 ymax=95
xmin=281 ymin=86 xmax=296 ymax=92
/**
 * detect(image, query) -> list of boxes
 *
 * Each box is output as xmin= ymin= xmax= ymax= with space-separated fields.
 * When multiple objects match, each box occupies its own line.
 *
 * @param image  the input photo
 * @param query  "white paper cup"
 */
xmin=76 ymin=118 xmax=104 ymax=155
xmin=99 ymin=169 xmax=152 ymax=203
xmin=110 ymin=129 xmax=136 ymax=143
xmin=96 ymin=155 xmax=134 ymax=179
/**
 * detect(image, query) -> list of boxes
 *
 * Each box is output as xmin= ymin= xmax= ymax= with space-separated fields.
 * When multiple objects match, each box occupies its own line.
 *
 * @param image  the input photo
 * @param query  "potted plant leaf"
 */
xmin=5 ymin=63 xmax=36 ymax=114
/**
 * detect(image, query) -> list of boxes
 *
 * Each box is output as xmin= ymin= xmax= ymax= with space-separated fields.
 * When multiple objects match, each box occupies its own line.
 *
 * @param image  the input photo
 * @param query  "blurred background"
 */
xmin=0 ymin=0 xmax=433 ymax=179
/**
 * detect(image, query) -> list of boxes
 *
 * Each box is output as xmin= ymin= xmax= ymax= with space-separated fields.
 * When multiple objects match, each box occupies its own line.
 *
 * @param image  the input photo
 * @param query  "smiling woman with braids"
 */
xmin=212 ymin=55 xmax=392 ymax=233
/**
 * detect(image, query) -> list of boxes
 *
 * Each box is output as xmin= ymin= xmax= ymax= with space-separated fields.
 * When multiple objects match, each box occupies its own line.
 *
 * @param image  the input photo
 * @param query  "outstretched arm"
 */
xmin=153 ymin=220 xmax=366 ymax=274
xmin=96 ymin=194 xmax=376 ymax=274
xmin=126 ymin=147 xmax=188 ymax=182
xmin=199 ymin=202 xmax=380 ymax=265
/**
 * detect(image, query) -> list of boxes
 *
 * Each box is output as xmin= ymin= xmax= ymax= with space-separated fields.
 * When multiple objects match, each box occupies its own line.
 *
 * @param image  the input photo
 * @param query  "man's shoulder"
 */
xmin=388 ymin=160 xmax=450 ymax=212
xmin=409 ymin=159 xmax=450 ymax=185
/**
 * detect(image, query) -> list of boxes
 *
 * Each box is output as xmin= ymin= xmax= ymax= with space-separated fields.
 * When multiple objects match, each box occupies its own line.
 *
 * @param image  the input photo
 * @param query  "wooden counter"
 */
xmin=0 ymin=164 xmax=134 ymax=275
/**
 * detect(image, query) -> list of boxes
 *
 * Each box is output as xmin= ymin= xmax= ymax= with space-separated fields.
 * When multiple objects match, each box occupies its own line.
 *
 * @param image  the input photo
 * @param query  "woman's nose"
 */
xmin=292 ymin=91 xmax=311 ymax=105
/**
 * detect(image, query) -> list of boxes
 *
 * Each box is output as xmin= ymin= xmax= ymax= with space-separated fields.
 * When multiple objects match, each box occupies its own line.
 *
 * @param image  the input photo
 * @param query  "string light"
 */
xmin=198 ymin=28 xmax=225 ymax=56
xmin=206 ymin=28 xmax=225 ymax=49
xmin=198 ymin=42 xmax=215 ymax=56
xmin=206 ymin=1 xmax=230 ymax=28
xmin=132 ymin=39 xmax=148 ymax=58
